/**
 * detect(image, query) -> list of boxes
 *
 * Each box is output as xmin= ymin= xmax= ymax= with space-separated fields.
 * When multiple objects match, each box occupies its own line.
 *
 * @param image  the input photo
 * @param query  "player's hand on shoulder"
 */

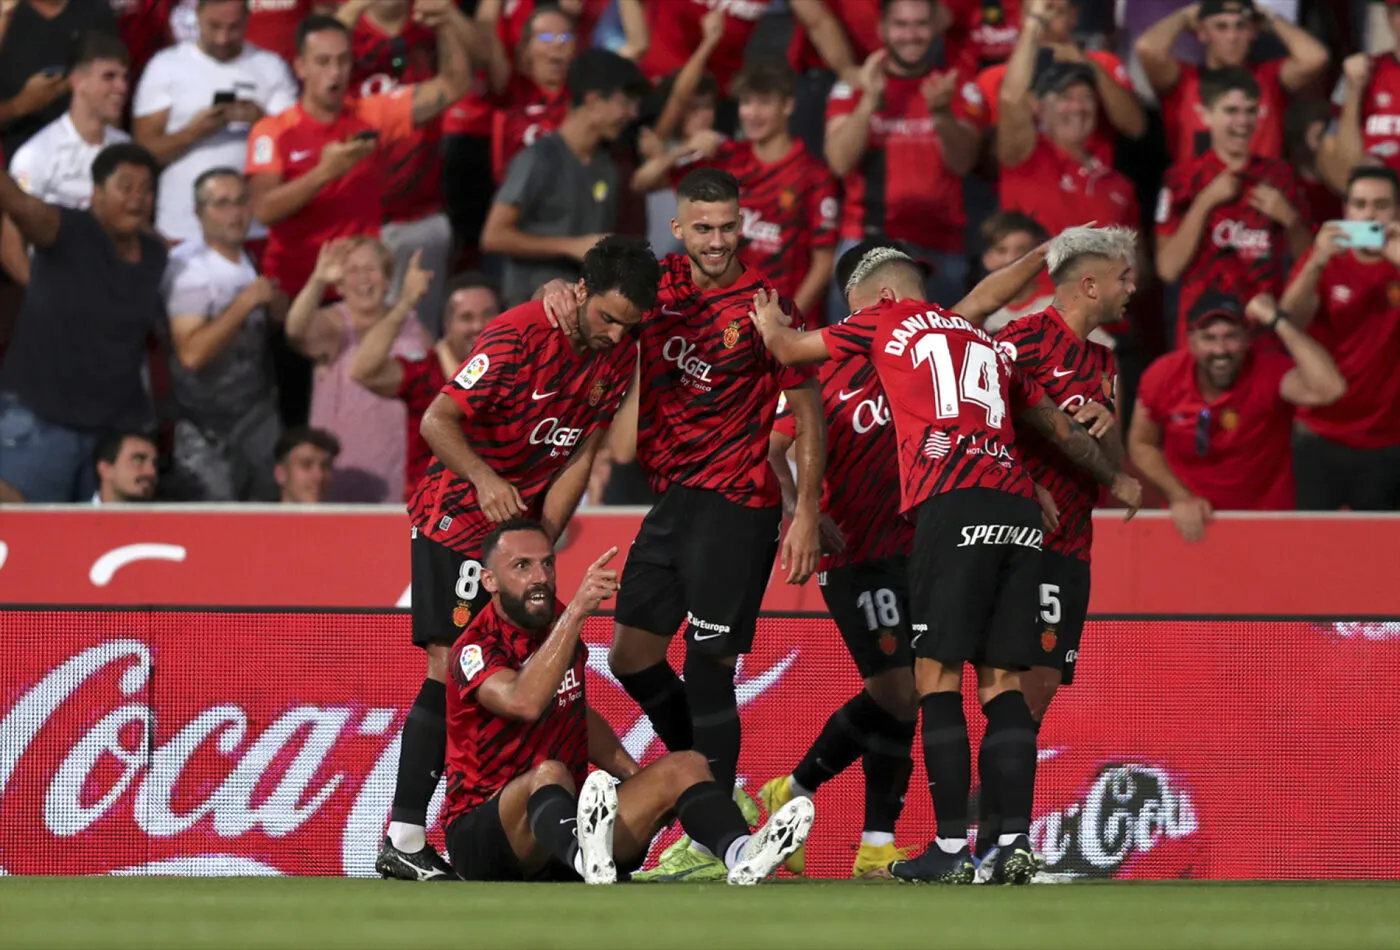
xmin=748 ymin=288 xmax=791 ymax=337
xmin=1109 ymin=473 xmax=1142 ymax=521
xmin=473 ymin=471 xmax=526 ymax=523
xmin=1072 ymin=400 xmax=1115 ymax=439
xmin=572 ymin=547 xmax=620 ymax=613
xmin=1169 ymin=495 xmax=1212 ymax=543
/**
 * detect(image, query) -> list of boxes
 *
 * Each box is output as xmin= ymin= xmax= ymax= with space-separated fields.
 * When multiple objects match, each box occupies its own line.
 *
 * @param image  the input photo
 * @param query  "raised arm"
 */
xmin=615 ymin=0 xmax=649 ymax=61
xmin=1320 ymin=55 xmax=1370 ymax=194
xmin=1266 ymin=9 xmax=1329 ymax=92
xmin=1133 ymin=3 xmax=1195 ymax=94
xmin=1157 ymin=172 xmax=1237 ymax=282
xmin=348 ymin=249 xmax=432 ymax=395
xmin=825 ymin=51 xmax=885 ymax=177
xmin=954 ymin=242 xmax=1050 ymax=324
xmin=409 ymin=2 xmax=474 ymax=127
xmin=649 ymin=8 xmax=724 ymax=144
xmin=0 ymin=162 xmax=59 ymax=249
xmin=791 ymin=0 xmax=858 ymax=87
xmin=997 ymin=3 xmax=1043 ymax=168
xmin=1244 ymin=295 xmax=1346 ymax=407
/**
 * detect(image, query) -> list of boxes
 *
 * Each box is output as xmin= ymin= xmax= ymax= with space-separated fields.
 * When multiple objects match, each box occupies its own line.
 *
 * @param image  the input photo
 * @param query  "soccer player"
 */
xmin=441 ymin=518 xmax=814 ymax=885
xmin=749 ymin=243 xmax=1141 ymax=885
xmin=541 ymin=167 xmax=827 ymax=882
xmin=975 ymin=225 xmax=1135 ymax=876
xmin=376 ymin=235 xmax=660 ymax=881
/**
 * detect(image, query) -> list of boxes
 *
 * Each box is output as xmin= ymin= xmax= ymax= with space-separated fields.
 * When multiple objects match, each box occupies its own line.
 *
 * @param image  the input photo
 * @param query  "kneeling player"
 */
xmin=442 ymin=519 xmax=814 ymax=885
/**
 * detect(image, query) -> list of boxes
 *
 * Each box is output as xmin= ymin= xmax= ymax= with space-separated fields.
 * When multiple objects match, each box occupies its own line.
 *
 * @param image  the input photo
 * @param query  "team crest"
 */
xmin=723 ymin=320 xmax=742 ymax=349
xmin=1387 ymin=281 xmax=1400 ymax=308
xmin=778 ymin=189 xmax=796 ymax=211
xmin=878 ymin=631 xmax=898 ymax=656
xmin=985 ymin=5 xmax=1002 ymax=22
xmin=589 ymin=379 xmax=605 ymax=406
xmin=1041 ymin=626 xmax=1058 ymax=652
xmin=452 ymin=601 xmax=473 ymax=627
xmin=1101 ymin=374 xmax=1114 ymax=398
xmin=1220 ymin=407 xmax=1240 ymax=432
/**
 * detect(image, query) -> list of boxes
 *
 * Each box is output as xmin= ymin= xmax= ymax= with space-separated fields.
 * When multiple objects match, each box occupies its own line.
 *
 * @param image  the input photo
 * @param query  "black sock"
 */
xmin=683 ymin=653 xmax=740 ymax=790
xmin=974 ymin=752 xmax=1001 ymax=859
xmin=919 ymin=692 xmax=971 ymax=840
xmin=792 ymin=692 xmax=875 ymax=793
xmin=389 ymin=678 xmax=447 ymax=828
xmin=616 ymin=662 xmax=693 ymax=752
xmin=675 ymin=780 xmax=750 ymax=862
xmin=980 ymin=691 xmax=1038 ymax=838
xmin=526 ymin=785 xmax=580 ymax=871
xmin=858 ymin=701 xmax=915 ymax=835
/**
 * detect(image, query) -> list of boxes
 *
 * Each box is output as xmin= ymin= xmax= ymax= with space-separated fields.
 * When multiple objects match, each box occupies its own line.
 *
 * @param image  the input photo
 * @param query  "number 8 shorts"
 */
xmin=411 ymin=525 xmax=489 ymax=648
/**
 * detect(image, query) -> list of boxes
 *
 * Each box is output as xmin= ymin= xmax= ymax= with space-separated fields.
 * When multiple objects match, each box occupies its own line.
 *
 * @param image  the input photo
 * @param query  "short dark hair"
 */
xmin=676 ymin=167 xmax=740 ymax=205
xmin=481 ymin=518 xmax=552 ymax=567
xmin=1200 ymin=66 xmax=1261 ymax=108
xmin=654 ymin=70 xmax=718 ymax=107
xmin=580 ymin=235 xmax=662 ymax=311
xmin=1348 ymin=164 xmax=1400 ymax=200
xmin=880 ymin=0 xmax=937 ymax=17
xmin=274 ymin=426 xmax=340 ymax=465
xmin=70 ymin=30 xmax=130 ymax=71
xmin=295 ymin=13 xmax=349 ymax=55
xmin=444 ymin=270 xmax=500 ymax=303
xmin=92 ymin=143 xmax=159 ymax=188
xmin=980 ymin=211 xmax=1051 ymax=250
xmin=193 ymin=166 xmax=243 ymax=206
xmin=568 ymin=48 xmax=650 ymax=109
xmin=732 ymin=57 xmax=796 ymax=101
xmin=94 ymin=430 xmax=155 ymax=469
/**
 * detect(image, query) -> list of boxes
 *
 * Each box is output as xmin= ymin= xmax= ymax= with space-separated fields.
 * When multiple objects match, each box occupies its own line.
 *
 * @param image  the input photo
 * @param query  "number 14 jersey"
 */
xmin=821 ymin=299 xmax=1046 ymax=513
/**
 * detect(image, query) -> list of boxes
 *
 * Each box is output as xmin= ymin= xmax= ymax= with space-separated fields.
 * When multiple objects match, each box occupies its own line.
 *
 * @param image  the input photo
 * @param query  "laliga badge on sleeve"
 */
xmin=455 ymin=353 xmax=490 ymax=389
xmin=459 ymin=643 xmax=485 ymax=682
xmin=252 ymin=135 xmax=274 ymax=166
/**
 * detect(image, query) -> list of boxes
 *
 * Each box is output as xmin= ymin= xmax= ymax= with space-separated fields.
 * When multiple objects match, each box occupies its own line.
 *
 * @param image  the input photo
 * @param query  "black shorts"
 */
xmin=908 ymin=487 xmax=1043 ymax=671
xmin=445 ymin=789 xmax=647 ymax=882
xmin=1035 ymin=550 xmax=1091 ymax=685
xmin=410 ymin=526 xmax=489 ymax=648
xmin=615 ymin=485 xmax=781 ymax=657
xmin=818 ymin=556 xmax=913 ymax=678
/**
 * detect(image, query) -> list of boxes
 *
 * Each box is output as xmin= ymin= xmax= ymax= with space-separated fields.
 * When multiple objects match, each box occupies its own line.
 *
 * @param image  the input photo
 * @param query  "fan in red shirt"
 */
xmin=1155 ymin=67 xmax=1311 ymax=348
xmin=633 ymin=59 xmax=838 ymax=319
xmin=374 ymin=236 xmax=660 ymax=882
xmin=786 ymin=0 xmax=881 ymax=75
xmin=1128 ymin=291 xmax=1346 ymax=543
xmin=1133 ymin=0 xmax=1328 ymax=167
xmin=111 ymin=0 xmax=177 ymax=89
xmin=825 ymin=0 xmax=981 ymax=306
xmin=942 ymin=0 xmax=1023 ymax=75
xmin=440 ymin=519 xmax=814 ymax=885
xmin=963 ymin=0 xmax=1143 ymax=166
xmin=750 ymin=238 xmax=1139 ymax=886
xmin=995 ymin=11 xmax=1138 ymax=239
xmin=245 ymin=0 xmax=323 ymax=63
xmin=1279 ymin=166 xmax=1400 ymax=511
xmin=349 ymin=272 xmax=502 ymax=500
xmin=483 ymin=4 xmax=578 ymax=182
xmin=245 ymin=8 xmax=469 ymax=295
xmin=1326 ymin=7 xmax=1400 ymax=183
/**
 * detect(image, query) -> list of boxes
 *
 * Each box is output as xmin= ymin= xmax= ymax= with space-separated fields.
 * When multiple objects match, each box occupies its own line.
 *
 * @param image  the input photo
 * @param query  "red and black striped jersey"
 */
xmin=773 ymin=357 xmax=911 ymax=571
xmin=407 ymin=301 xmax=634 ymax=556
xmin=636 ymin=255 xmax=813 ymax=508
xmin=821 ymin=300 xmax=1044 ymax=513
xmin=673 ymin=139 xmax=838 ymax=306
xmin=492 ymin=77 xmax=569 ymax=182
xmin=995 ymin=307 xmax=1116 ymax=563
xmin=441 ymin=601 xmax=588 ymax=827
xmin=348 ymin=13 xmax=442 ymax=223
xmin=395 ymin=351 xmax=450 ymax=504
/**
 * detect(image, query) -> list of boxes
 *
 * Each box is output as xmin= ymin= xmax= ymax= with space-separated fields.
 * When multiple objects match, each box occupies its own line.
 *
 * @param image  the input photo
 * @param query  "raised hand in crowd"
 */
xmin=398 ymin=249 xmax=434 ymax=310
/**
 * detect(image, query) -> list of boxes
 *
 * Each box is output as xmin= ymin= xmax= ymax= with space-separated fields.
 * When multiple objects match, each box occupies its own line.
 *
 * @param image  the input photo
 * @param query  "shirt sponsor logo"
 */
xmin=662 ymin=336 xmax=714 ymax=391
xmin=1365 ymin=114 xmax=1400 ymax=137
xmin=529 ymin=418 xmax=584 ymax=455
xmin=686 ymin=612 xmax=731 ymax=641
xmin=851 ymin=394 xmax=891 ymax=435
xmin=555 ymin=665 xmax=582 ymax=707
xmin=1211 ymin=219 xmax=1272 ymax=259
xmin=740 ymin=207 xmax=782 ymax=250
xmin=958 ymin=524 xmax=1045 ymax=548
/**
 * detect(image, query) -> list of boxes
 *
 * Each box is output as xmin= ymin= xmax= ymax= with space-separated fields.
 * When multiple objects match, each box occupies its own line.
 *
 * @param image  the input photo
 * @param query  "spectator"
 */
xmin=110 ymin=0 xmax=177 ymax=89
xmin=245 ymin=5 xmax=470 ymax=296
xmin=286 ymin=237 xmax=429 ymax=503
xmin=1285 ymin=97 xmax=1343 ymax=226
xmin=1155 ymin=67 xmax=1310 ymax=347
xmin=337 ymin=0 xmax=454 ymax=336
xmin=170 ymin=0 xmax=334 ymax=66
xmin=0 ymin=142 xmax=166 ymax=503
xmin=825 ymin=0 xmax=981 ymax=312
xmin=963 ymin=0 xmax=1144 ymax=165
xmin=161 ymin=168 xmax=287 ymax=502
xmin=941 ymin=0 xmax=1022 ymax=75
xmin=482 ymin=2 xmax=578 ymax=183
xmin=132 ymin=0 xmax=298 ymax=246
xmin=1323 ymin=17 xmax=1400 ymax=189
xmin=480 ymin=48 xmax=648 ymax=306
xmin=349 ymin=270 xmax=500 ymax=500
xmin=2 ymin=30 xmax=131 ymax=285
xmin=995 ymin=7 xmax=1140 ymax=238
xmin=1134 ymin=0 xmax=1328 ymax=167
xmin=92 ymin=429 xmax=158 ymax=504
xmin=0 ymin=0 xmax=118 ymax=160
xmin=978 ymin=210 xmax=1058 ymax=335
xmin=273 ymin=424 xmax=338 ymax=503
xmin=1279 ymin=166 xmax=1400 ymax=510
xmin=633 ymin=57 xmax=838 ymax=319
xmin=1127 ymin=290 xmax=1345 ymax=541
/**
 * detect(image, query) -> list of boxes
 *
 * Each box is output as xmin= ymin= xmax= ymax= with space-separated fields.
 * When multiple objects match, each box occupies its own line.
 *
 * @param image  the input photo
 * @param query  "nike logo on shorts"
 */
xmin=692 ymin=631 xmax=724 ymax=642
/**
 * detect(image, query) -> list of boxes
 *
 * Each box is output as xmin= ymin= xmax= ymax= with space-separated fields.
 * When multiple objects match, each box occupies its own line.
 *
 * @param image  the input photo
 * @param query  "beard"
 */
xmin=497 ymin=581 xmax=556 ymax=633
xmin=687 ymin=246 xmax=733 ymax=280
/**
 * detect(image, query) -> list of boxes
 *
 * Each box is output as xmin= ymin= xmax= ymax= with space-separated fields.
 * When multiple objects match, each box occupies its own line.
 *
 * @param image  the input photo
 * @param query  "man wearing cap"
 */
xmin=960 ymin=0 xmax=1143 ymax=166
xmin=1127 ymin=290 xmax=1345 ymax=542
xmin=1322 ymin=1 xmax=1400 ymax=187
xmin=1135 ymin=0 xmax=1327 ymax=167
xmin=995 ymin=0 xmax=1139 ymax=239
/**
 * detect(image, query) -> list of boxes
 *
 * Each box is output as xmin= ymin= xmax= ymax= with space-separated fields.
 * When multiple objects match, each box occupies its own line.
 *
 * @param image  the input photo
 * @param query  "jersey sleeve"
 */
xmin=449 ymin=629 xmax=514 ymax=700
xmin=131 ymin=53 xmax=173 ymax=119
xmin=1153 ymin=165 xmax=1189 ymax=237
xmin=1094 ymin=51 xmax=1132 ymax=90
xmin=809 ymin=168 xmax=839 ymax=249
xmin=825 ymin=80 xmax=863 ymax=122
xmin=993 ymin=315 xmax=1038 ymax=368
xmin=1008 ymin=362 xmax=1046 ymax=414
xmin=772 ymin=392 xmax=797 ymax=440
xmin=7 ymin=138 xmax=45 ymax=197
xmin=359 ymin=87 xmax=416 ymax=145
xmin=443 ymin=322 xmax=523 ymax=417
xmin=962 ymin=67 xmax=999 ymax=128
xmin=163 ymin=257 xmax=214 ymax=320
xmin=820 ymin=308 xmax=878 ymax=359
xmin=246 ymin=115 xmax=285 ymax=176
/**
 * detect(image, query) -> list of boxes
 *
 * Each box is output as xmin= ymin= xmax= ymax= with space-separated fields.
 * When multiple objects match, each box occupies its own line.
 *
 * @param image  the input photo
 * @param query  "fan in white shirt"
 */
xmin=0 ymin=31 xmax=131 ymax=286
xmin=133 ymin=0 xmax=297 ymax=244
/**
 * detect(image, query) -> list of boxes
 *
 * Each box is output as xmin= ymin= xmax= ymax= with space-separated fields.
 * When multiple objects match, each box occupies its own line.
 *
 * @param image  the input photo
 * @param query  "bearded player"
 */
xmin=543 ymin=168 xmax=826 ymax=882
xmin=974 ymin=226 xmax=1135 ymax=877
xmin=441 ymin=519 xmax=814 ymax=885
xmin=377 ymin=236 xmax=660 ymax=880
xmin=750 ymin=243 xmax=1141 ymax=885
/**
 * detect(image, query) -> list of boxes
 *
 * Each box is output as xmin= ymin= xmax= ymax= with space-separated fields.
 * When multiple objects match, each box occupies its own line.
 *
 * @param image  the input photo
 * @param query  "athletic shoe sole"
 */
xmin=577 ymin=772 xmax=618 ymax=885
xmin=374 ymin=837 xmax=452 ymax=881
xmin=727 ymin=797 xmax=815 ymax=886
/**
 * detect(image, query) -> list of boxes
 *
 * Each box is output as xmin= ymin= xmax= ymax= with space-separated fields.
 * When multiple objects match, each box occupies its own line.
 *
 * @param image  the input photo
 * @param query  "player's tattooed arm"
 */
xmin=749 ymin=289 xmax=834 ymax=365
xmin=410 ymin=0 xmax=473 ymax=127
xmin=1018 ymin=395 xmax=1142 ymax=517
xmin=953 ymin=240 xmax=1050 ymax=326
xmin=1070 ymin=401 xmax=1125 ymax=467
xmin=586 ymin=707 xmax=640 ymax=780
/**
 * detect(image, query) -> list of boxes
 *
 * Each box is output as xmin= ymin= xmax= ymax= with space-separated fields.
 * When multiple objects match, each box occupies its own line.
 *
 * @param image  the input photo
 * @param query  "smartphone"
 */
xmin=351 ymin=130 xmax=379 ymax=142
xmin=213 ymin=91 xmax=237 ymax=105
xmin=1332 ymin=220 xmax=1386 ymax=250
xmin=39 ymin=66 xmax=65 ymax=79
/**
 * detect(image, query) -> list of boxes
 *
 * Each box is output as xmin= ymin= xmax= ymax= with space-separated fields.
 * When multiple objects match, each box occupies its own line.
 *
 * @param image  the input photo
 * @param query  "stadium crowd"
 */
xmin=0 ymin=0 xmax=1398 ymax=541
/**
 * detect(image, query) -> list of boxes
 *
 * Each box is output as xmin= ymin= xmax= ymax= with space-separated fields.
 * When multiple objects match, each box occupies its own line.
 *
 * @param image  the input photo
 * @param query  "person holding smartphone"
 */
xmin=1278 ymin=166 xmax=1400 ymax=511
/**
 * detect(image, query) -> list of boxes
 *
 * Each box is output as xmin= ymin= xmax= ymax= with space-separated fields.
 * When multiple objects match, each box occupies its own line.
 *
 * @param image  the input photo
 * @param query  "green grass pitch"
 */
xmin=1 ymin=878 xmax=1398 ymax=949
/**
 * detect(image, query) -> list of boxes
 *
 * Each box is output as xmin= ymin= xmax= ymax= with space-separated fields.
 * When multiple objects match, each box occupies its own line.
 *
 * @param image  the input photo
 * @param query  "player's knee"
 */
xmin=660 ymin=750 xmax=713 ymax=785
xmin=975 ymin=666 xmax=1023 ymax=706
xmin=608 ymin=624 xmax=666 ymax=677
xmin=425 ymin=644 xmax=451 ymax=683
xmin=1019 ymin=667 xmax=1060 ymax=721
xmin=530 ymin=760 xmax=575 ymax=793
xmin=864 ymin=670 xmax=919 ymax=722
xmin=913 ymin=658 xmax=961 ymax=697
